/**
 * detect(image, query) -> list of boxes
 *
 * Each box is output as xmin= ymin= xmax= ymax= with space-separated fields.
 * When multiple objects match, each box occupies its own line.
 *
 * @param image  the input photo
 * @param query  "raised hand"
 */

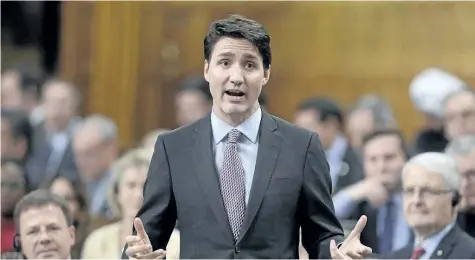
xmin=125 ymin=218 xmax=167 ymax=260
xmin=331 ymin=215 xmax=372 ymax=259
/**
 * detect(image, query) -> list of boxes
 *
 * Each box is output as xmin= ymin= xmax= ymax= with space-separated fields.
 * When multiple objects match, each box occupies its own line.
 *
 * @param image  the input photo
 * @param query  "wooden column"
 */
xmin=88 ymin=2 xmax=141 ymax=148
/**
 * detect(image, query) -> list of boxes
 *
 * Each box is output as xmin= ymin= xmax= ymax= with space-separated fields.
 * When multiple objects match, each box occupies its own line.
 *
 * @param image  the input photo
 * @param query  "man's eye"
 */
xmin=27 ymin=230 xmax=38 ymax=235
xmin=219 ymin=60 xmax=229 ymax=66
xmin=245 ymin=62 xmax=255 ymax=69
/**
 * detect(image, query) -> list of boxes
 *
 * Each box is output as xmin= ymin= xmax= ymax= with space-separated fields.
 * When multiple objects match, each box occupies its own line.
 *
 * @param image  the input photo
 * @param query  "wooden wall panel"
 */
xmin=60 ymin=1 xmax=475 ymax=148
xmin=88 ymin=2 xmax=141 ymax=147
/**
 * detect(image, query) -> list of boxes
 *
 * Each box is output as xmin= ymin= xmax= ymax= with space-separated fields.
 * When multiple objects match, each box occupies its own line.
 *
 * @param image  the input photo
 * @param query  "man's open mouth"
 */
xmin=225 ymin=89 xmax=245 ymax=97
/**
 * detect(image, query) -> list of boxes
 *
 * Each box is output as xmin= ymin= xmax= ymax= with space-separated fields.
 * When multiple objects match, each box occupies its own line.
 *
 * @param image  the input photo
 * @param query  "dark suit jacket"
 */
xmin=384 ymin=226 xmax=475 ymax=259
xmin=457 ymin=211 xmax=475 ymax=238
xmin=122 ymin=112 xmax=344 ymax=259
xmin=26 ymin=122 xmax=78 ymax=189
xmin=349 ymin=201 xmax=379 ymax=253
xmin=333 ymin=146 xmax=364 ymax=194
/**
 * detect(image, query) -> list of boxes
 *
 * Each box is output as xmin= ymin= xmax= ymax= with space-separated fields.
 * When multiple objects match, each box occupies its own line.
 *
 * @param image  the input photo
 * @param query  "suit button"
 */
xmin=235 ymin=246 xmax=240 ymax=253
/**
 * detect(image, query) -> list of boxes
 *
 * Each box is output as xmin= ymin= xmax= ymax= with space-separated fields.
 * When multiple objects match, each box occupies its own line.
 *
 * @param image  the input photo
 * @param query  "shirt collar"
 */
xmin=416 ymin=220 xmax=456 ymax=253
xmin=211 ymin=107 xmax=262 ymax=144
xmin=325 ymin=135 xmax=348 ymax=160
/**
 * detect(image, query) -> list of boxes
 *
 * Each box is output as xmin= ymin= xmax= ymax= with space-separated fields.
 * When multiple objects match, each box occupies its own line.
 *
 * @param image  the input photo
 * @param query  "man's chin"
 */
xmin=36 ymin=251 xmax=60 ymax=259
xmin=222 ymin=106 xmax=249 ymax=116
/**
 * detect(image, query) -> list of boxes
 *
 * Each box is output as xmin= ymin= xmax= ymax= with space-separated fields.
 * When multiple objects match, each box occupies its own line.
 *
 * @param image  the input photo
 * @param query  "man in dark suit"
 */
xmin=385 ymin=152 xmax=475 ymax=259
xmin=122 ymin=14 xmax=371 ymax=259
xmin=334 ymin=129 xmax=413 ymax=254
xmin=294 ymin=97 xmax=364 ymax=194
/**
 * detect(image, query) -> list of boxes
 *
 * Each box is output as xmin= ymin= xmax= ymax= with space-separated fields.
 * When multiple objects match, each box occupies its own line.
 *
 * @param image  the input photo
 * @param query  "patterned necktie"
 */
xmin=379 ymin=201 xmax=395 ymax=254
xmin=219 ymin=129 xmax=246 ymax=241
xmin=411 ymin=247 xmax=425 ymax=260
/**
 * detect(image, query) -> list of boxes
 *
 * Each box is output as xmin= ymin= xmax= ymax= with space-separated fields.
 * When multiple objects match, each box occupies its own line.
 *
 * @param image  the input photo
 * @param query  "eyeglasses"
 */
xmin=461 ymin=170 xmax=475 ymax=182
xmin=402 ymin=187 xmax=452 ymax=199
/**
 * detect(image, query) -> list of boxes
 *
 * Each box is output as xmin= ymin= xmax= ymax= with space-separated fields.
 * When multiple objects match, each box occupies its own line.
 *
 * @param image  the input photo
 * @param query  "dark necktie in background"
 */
xmin=379 ymin=200 xmax=395 ymax=254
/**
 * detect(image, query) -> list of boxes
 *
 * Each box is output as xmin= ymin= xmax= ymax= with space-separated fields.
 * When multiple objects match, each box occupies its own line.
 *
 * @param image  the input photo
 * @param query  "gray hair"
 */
xmin=403 ymin=152 xmax=461 ymax=191
xmin=445 ymin=135 xmax=475 ymax=156
xmin=78 ymin=114 xmax=118 ymax=141
xmin=351 ymin=94 xmax=398 ymax=129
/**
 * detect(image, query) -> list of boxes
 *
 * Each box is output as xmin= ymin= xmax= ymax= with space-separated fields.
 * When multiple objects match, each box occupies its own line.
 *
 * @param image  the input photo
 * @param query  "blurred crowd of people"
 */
xmin=1 ymin=64 xmax=475 ymax=259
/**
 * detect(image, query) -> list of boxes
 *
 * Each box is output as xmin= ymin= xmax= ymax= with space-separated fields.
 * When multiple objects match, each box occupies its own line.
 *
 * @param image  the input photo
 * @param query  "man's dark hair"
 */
xmin=1 ymin=157 xmax=31 ymax=193
xmin=13 ymin=189 xmax=73 ymax=231
xmin=361 ymin=129 xmax=409 ymax=158
xmin=3 ymin=65 xmax=44 ymax=100
xmin=179 ymin=76 xmax=212 ymax=103
xmin=204 ymin=14 xmax=271 ymax=69
xmin=1 ymin=108 xmax=33 ymax=159
xmin=298 ymin=97 xmax=344 ymax=126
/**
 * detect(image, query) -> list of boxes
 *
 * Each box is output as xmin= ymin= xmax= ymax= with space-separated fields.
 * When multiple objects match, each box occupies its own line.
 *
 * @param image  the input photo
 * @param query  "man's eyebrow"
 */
xmin=217 ymin=52 xmax=234 ymax=57
xmin=216 ymin=52 xmax=259 ymax=60
xmin=242 ymin=53 xmax=259 ymax=60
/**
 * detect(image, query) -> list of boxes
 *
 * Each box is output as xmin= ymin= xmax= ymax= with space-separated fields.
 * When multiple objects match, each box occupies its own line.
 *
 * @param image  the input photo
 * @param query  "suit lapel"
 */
xmin=191 ymin=115 xmax=234 ymax=241
xmin=429 ymin=226 xmax=458 ymax=259
xmin=238 ymin=113 xmax=283 ymax=242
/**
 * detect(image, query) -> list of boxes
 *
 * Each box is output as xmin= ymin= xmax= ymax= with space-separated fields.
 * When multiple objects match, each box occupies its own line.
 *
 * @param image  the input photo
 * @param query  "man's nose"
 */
xmin=229 ymin=66 xmax=244 ymax=86
xmin=38 ymin=229 xmax=52 ymax=244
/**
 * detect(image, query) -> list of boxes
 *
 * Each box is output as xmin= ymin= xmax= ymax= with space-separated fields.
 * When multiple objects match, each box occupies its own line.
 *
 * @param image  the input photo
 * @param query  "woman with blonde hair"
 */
xmin=81 ymin=148 xmax=180 ymax=259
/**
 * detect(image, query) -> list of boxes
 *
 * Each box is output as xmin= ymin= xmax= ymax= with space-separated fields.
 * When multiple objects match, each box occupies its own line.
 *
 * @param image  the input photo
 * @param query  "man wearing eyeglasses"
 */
xmin=385 ymin=152 xmax=475 ymax=259
xmin=445 ymin=135 xmax=475 ymax=238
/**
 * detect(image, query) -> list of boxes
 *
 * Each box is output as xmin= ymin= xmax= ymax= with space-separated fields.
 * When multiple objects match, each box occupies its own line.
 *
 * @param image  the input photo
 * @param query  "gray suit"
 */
xmin=122 ymin=112 xmax=344 ymax=259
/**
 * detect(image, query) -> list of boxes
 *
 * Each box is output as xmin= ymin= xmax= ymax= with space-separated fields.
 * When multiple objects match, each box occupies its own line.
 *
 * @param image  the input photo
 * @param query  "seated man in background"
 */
xmin=443 ymin=89 xmax=475 ymax=141
xmin=408 ymin=68 xmax=467 ymax=155
xmin=175 ymin=76 xmax=213 ymax=127
xmin=445 ymin=135 xmax=475 ymax=238
xmin=385 ymin=152 xmax=475 ymax=259
xmin=294 ymin=97 xmax=364 ymax=194
xmin=72 ymin=114 xmax=119 ymax=220
xmin=14 ymin=189 xmax=75 ymax=259
xmin=1 ymin=65 xmax=44 ymax=125
xmin=346 ymin=94 xmax=397 ymax=156
xmin=333 ymin=129 xmax=412 ymax=254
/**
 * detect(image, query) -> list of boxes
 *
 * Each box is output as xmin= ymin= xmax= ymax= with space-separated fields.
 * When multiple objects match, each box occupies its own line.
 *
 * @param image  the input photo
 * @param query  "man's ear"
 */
xmin=204 ymin=60 xmax=210 ymax=82
xmin=262 ymin=65 xmax=271 ymax=86
xmin=68 ymin=225 xmax=76 ymax=245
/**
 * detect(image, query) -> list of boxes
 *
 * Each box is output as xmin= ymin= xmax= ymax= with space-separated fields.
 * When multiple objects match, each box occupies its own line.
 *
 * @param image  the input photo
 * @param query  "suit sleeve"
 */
xmin=300 ymin=133 xmax=345 ymax=259
xmin=121 ymin=136 xmax=177 ymax=259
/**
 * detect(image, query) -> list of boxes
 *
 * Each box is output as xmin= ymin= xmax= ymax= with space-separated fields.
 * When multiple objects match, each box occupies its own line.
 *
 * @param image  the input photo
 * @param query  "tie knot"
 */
xmin=227 ymin=129 xmax=241 ymax=143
